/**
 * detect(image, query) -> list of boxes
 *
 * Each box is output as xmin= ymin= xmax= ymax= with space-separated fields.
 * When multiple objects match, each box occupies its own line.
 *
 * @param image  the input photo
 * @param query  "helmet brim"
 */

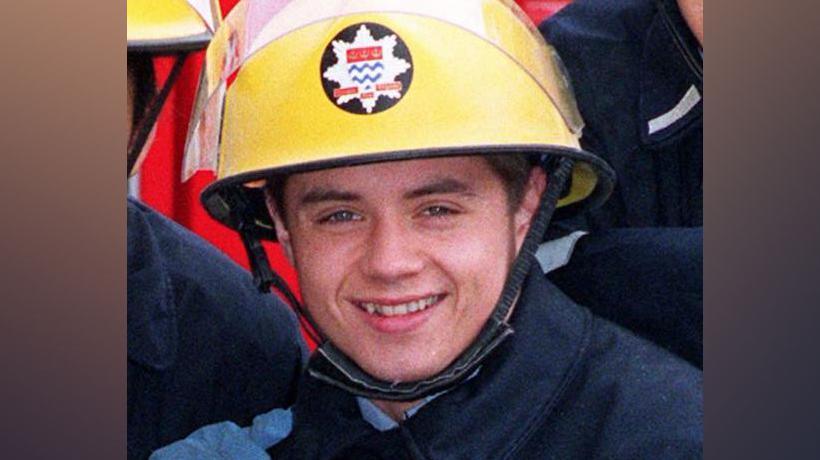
xmin=200 ymin=144 xmax=614 ymax=241
xmin=127 ymin=33 xmax=213 ymax=54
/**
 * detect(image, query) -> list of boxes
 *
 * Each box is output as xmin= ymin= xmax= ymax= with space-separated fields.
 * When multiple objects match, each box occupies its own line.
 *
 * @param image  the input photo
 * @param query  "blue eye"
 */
xmin=319 ymin=210 xmax=360 ymax=224
xmin=423 ymin=206 xmax=456 ymax=217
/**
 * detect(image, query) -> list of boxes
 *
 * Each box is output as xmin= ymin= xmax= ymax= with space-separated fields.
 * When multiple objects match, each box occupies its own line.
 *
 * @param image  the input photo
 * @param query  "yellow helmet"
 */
xmin=184 ymin=0 xmax=614 ymax=239
xmin=183 ymin=0 xmax=617 ymax=400
xmin=127 ymin=0 xmax=222 ymax=53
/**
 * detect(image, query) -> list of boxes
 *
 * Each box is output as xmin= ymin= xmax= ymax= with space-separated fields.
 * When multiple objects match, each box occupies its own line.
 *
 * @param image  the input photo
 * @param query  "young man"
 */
xmin=127 ymin=2 xmax=305 ymax=458
xmin=174 ymin=0 xmax=702 ymax=457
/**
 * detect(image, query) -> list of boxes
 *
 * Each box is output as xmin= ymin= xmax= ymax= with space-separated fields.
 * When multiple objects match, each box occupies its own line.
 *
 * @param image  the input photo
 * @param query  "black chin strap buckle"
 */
xmin=228 ymin=188 xmax=323 ymax=344
xmin=238 ymin=227 xmax=322 ymax=345
xmin=238 ymin=229 xmax=275 ymax=293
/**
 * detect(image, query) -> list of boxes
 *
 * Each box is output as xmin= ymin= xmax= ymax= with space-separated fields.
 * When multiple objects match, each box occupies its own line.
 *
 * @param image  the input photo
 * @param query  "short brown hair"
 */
xmin=483 ymin=153 xmax=535 ymax=210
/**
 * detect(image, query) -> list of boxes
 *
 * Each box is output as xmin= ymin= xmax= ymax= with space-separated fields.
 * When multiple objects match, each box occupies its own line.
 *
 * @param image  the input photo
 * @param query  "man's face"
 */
xmin=272 ymin=156 xmax=543 ymax=382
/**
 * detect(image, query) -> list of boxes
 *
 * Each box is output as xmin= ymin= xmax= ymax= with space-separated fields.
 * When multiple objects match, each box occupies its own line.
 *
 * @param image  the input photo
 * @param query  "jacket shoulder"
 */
xmin=540 ymin=0 xmax=656 ymax=47
xmin=127 ymin=198 xmax=305 ymax=360
xmin=571 ymin=317 xmax=703 ymax=457
xmin=508 ymin=275 xmax=701 ymax=458
xmin=539 ymin=0 xmax=657 ymax=155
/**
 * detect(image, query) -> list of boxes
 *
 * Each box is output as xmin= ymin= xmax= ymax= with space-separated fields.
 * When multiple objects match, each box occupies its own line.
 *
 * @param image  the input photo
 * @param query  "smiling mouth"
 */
xmin=356 ymin=294 xmax=443 ymax=317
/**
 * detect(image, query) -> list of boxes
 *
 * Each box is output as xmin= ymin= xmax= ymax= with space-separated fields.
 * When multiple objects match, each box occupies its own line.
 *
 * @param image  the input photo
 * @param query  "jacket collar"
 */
xmin=127 ymin=198 xmax=178 ymax=371
xmin=284 ymin=264 xmax=592 ymax=458
xmin=639 ymin=0 xmax=703 ymax=145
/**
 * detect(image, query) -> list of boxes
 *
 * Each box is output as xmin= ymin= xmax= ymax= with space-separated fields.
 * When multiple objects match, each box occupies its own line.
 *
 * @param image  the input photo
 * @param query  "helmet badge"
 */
xmin=321 ymin=23 xmax=413 ymax=115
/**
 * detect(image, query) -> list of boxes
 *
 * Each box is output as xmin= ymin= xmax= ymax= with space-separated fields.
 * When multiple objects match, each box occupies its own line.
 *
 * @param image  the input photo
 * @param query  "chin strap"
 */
xmin=236 ymin=157 xmax=575 ymax=401
xmin=238 ymin=229 xmax=322 ymax=345
xmin=127 ymin=53 xmax=189 ymax=177
xmin=307 ymin=156 xmax=577 ymax=401
xmin=228 ymin=188 xmax=323 ymax=345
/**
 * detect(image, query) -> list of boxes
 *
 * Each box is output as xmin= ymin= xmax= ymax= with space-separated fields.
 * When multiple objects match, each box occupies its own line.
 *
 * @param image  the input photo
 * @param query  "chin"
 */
xmin=359 ymin=353 xmax=447 ymax=384
xmin=370 ymin=369 xmax=434 ymax=384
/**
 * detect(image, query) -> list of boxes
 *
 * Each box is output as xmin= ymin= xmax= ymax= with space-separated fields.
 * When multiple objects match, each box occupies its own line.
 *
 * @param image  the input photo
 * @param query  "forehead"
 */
xmin=283 ymin=156 xmax=500 ymax=199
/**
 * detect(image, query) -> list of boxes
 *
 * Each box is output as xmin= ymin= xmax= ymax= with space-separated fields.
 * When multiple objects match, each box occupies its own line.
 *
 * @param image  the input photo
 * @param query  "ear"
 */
xmin=513 ymin=167 xmax=547 ymax=252
xmin=264 ymin=189 xmax=295 ymax=264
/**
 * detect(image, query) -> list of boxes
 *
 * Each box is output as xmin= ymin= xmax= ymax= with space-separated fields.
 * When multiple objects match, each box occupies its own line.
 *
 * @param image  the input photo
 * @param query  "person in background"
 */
xmin=127 ymin=1 xmax=305 ymax=458
xmin=538 ymin=0 xmax=703 ymax=367
xmin=154 ymin=1 xmax=701 ymax=457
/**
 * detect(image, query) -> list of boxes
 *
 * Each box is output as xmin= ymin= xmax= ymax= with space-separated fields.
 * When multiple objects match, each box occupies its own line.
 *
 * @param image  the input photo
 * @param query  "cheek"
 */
xmin=432 ymin=218 xmax=516 ymax=297
xmin=289 ymin=230 xmax=358 ymax=306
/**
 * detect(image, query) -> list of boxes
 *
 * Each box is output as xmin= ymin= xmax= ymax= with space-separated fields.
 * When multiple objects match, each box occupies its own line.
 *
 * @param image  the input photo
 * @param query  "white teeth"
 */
xmin=359 ymin=295 xmax=440 ymax=316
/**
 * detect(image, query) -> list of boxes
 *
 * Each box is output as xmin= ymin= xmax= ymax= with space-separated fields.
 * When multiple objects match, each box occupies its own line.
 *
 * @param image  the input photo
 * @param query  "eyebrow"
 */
xmin=403 ymin=178 xmax=474 ymax=200
xmin=299 ymin=188 xmax=361 ymax=205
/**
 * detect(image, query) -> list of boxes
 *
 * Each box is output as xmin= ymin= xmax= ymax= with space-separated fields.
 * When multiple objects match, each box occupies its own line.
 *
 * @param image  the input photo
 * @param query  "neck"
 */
xmin=373 ymin=398 xmax=420 ymax=422
xmin=677 ymin=0 xmax=703 ymax=47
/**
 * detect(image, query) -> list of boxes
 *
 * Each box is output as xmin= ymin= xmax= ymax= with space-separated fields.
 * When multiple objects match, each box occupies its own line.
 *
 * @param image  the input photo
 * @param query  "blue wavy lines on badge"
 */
xmin=352 ymin=74 xmax=382 ymax=84
xmin=348 ymin=62 xmax=384 ymax=73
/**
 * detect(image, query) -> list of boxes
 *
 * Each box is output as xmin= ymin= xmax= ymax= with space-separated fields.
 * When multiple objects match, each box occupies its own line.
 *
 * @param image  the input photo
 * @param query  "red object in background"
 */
xmin=138 ymin=0 xmax=305 ymax=342
xmin=517 ymin=0 xmax=570 ymax=25
xmin=137 ymin=0 xmax=570 ymax=350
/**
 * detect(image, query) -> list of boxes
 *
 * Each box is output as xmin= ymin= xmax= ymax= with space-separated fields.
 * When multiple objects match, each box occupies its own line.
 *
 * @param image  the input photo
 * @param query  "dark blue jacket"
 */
xmin=269 ymin=265 xmax=702 ymax=459
xmin=548 ymin=226 xmax=703 ymax=367
xmin=541 ymin=0 xmax=703 ymax=230
xmin=128 ymin=198 xmax=306 ymax=460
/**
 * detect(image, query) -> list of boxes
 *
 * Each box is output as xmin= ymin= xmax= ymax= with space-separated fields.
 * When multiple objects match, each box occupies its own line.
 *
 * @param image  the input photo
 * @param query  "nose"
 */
xmin=361 ymin=215 xmax=425 ymax=282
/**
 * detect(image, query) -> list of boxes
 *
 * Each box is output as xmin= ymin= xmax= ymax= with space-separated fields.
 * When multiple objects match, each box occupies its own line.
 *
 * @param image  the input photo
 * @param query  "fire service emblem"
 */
xmin=321 ymin=23 xmax=413 ymax=115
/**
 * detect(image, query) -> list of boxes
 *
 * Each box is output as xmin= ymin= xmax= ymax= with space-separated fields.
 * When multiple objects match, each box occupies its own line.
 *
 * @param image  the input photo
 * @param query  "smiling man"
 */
xmin=177 ymin=0 xmax=703 ymax=457
xmin=269 ymin=156 xmax=542 ymax=420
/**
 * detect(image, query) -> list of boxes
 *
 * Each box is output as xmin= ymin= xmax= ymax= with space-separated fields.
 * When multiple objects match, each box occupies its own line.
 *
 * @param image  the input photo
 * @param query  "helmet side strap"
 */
xmin=127 ymin=52 xmax=189 ymax=177
xmin=491 ymin=156 xmax=576 ymax=324
xmin=230 ymin=190 xmax=323 ymax=345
